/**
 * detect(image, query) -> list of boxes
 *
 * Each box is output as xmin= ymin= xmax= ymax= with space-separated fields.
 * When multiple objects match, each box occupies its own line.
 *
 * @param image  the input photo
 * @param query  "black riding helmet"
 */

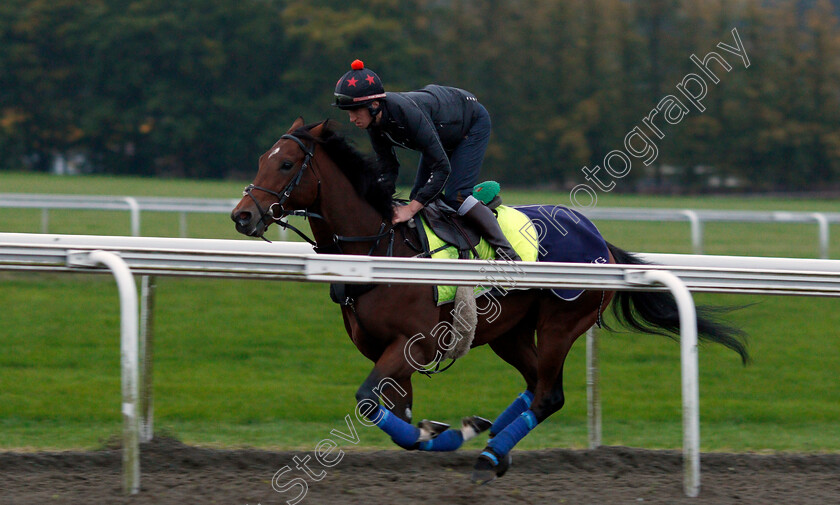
xmin=333 ymin=59 xmax=385 ymax=110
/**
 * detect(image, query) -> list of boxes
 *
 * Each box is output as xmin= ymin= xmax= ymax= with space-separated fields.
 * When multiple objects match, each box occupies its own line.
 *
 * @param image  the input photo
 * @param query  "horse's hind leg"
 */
xmin=472 ymin=292 xmax=601 ymax=483
xmin=486 ymin=321 xmax=538 ymax=438
xmin=413 ymin=323 xmax=541 ymax=454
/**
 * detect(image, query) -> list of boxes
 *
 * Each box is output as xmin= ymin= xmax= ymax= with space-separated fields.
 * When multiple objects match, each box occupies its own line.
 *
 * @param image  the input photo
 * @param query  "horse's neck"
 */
xmin=310 ymin=160 xmax=391 ymax=256
xmin=308 ymin=218 xmax=338 ymax=251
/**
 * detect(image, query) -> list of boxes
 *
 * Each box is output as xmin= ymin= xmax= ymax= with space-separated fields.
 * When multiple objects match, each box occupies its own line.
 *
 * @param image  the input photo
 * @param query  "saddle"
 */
xmin=418 ymin=200 xmax=480 ymax=258
xmin=415 ymin=187 xmax=504 ymax=259
xmin=329 ymin=183 xmax=509 ymax=306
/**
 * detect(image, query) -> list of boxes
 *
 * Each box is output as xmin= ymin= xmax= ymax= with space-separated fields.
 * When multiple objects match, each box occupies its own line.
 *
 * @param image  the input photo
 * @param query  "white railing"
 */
xmin=0 ymin=193 xmax=285 ymax=239
xmin=2 ymin=233 xmax=840 ymax=497
xmin=5 ymin=233 xmax=840 ymax=293
xmin=2 ymin=193 xmax=838 ymax=256
xmin=583 ymin=207 xmax=839 ymax=258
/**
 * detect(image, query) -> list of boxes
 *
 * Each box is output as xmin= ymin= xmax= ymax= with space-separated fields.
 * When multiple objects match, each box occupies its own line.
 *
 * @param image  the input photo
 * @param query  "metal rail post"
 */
xmin=139 ymin=275 xmax=156 ymax=443
xmin=586 ymin=326 xmax=601 ymax=449
xmin=680 ymin=210 xmax=703 ymax=255
xmin=67 ymin=250 xmax=140 ymax=495
xmin=123 ymin=197 xmax=140 ymax=237
xmin=812 ymin=213 xmax=829 ymax=259
xmin=626 ymin=269 xmax=700 ymax=498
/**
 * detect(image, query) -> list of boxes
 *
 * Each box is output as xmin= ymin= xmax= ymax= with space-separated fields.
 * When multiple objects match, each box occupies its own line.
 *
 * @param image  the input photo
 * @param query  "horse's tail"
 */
xmin=606 ymin=242 xmax=750 ymax=364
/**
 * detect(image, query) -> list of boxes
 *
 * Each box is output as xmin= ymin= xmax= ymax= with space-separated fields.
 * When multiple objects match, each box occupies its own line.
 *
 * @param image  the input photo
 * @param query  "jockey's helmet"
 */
xmin=333 ymin=59 xmax=385 ymax=110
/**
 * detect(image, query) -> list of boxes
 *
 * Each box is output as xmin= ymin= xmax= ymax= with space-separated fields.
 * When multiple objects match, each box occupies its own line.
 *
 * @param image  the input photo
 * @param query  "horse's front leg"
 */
xmin=355 ymin=340 xmax=490 ymax=452
xmin=355 ymin=337 xmax=435 ymax=450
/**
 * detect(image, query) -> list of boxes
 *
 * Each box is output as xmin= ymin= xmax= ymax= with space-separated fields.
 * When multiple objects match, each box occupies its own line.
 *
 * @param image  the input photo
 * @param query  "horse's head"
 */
xmin=231 ymin=117 xmax=324 ymax=238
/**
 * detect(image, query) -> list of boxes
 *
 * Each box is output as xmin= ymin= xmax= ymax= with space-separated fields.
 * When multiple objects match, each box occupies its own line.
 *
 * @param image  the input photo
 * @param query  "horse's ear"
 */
xmin=288 ymin=116 xmax=305 ymax=132
xmin=308 ymin=119 xmax=330 ymax=138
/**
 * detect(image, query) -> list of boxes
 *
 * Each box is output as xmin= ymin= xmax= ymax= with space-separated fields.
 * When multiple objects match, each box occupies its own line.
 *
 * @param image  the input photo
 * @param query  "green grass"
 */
xmin=1 ymin=171 xmax=839 ymax=453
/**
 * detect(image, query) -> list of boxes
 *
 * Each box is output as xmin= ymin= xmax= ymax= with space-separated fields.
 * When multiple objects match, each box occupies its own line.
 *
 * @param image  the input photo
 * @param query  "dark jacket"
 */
xmin=367 ymin=85 xmax=483 ymax=205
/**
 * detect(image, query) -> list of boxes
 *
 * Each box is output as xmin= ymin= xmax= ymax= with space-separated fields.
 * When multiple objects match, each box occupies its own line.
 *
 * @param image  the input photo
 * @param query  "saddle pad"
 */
xmin=513 ymin=205 xmax=610 ymax=300
xmin=421 ymin=205 xmax=538 ymax=305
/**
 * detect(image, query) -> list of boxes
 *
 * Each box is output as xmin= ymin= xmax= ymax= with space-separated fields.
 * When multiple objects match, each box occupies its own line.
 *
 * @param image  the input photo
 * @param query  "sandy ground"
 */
xmin=1 ymin=437 xmax=838 ymax=505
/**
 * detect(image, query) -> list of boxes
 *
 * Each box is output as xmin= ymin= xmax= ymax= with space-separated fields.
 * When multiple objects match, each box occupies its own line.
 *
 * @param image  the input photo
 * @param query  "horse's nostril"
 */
xmin=234 ymin=211 xmax=252 ymax=227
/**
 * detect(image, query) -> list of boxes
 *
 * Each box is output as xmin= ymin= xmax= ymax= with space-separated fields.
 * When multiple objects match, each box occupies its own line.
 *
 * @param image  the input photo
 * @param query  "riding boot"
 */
xmin=458 ymin=196 xmax=521 ymax=261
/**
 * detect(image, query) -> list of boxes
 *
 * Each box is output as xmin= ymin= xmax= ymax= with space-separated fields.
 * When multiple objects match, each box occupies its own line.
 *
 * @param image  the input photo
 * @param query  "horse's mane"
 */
xmin=294 ymin=121 xmax=394 ymax=221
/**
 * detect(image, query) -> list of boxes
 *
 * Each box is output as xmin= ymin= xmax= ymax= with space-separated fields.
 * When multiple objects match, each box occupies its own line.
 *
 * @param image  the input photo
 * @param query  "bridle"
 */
xmin=242 ymin=133 xmax=321 ymax=245
xmin=239 ymin=129 xmax=456 ymax=375
xmin=241 ymin=132 xmax=393 ymax=253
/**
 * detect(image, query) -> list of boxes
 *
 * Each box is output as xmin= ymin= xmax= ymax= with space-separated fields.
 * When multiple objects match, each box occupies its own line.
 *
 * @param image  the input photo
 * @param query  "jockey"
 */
xmin=333 ymin=59 xmax=521 ymax=261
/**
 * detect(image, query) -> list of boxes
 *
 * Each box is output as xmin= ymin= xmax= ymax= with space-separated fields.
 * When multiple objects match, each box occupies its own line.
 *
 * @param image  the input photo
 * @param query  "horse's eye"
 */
xmin=280 ymin=160 xmax=294 ymax=171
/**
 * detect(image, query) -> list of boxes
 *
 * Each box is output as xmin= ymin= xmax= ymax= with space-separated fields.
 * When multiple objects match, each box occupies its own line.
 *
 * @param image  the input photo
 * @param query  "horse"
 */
xmin=230 ymin=118 xmax=748 ymax=483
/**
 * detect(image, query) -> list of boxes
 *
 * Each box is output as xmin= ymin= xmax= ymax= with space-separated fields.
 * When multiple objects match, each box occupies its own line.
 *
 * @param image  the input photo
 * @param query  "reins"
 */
xmin=243 ymin=129 xmax=457 ymax=377
xmin=242 ymin=131 xmax=394 ymax=254
xmin=334 ymin=223 xmax=395 ymax=256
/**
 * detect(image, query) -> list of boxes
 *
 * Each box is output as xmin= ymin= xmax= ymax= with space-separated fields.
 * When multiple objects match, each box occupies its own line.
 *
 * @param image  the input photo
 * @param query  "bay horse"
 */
xmin=231 ymin=118 xmax=748 ymax=483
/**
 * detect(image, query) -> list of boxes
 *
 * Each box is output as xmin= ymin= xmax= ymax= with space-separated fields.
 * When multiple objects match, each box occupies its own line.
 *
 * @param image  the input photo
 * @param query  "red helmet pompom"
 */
xmin=351 ymin=59 xmax=365 ymax=70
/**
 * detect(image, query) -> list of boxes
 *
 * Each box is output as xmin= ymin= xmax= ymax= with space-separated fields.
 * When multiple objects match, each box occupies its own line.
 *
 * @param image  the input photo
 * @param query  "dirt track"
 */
xmin=1 ymin=437 xmax=838 ymax=505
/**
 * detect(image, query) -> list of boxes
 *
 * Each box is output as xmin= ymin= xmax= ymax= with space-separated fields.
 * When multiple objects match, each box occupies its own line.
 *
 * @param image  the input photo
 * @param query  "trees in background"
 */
xmin=1 ymin=0 xmax=839 ymax=191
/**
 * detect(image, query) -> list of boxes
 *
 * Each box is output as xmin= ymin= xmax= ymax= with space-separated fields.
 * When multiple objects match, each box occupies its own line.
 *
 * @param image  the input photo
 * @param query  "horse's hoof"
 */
xmin=417 ymin=419 xmax=450 ymax=441
xmin=495 ymin=452 xmax=513 ymax=478
xmin=461 ymin=416 xmax=492 ymax=441
xmin=470 ymin=451 xmax=512 ymax=484
xmin=470 ymin=455 xmax=497 ymax=485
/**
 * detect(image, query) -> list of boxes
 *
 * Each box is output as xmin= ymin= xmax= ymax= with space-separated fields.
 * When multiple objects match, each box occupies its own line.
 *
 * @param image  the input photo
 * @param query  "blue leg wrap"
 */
xmin=480 ymin=450 xmax=499 ymax=466
xmin=490 ymin=390 xmax=534 ymax=436
xmin=418 ymin=429 xmax=464 ymax=452
xmin=486 ymin=410 xmax=537 ymax=457
xmin=373 ymin=406 xmax=420 ymax=449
